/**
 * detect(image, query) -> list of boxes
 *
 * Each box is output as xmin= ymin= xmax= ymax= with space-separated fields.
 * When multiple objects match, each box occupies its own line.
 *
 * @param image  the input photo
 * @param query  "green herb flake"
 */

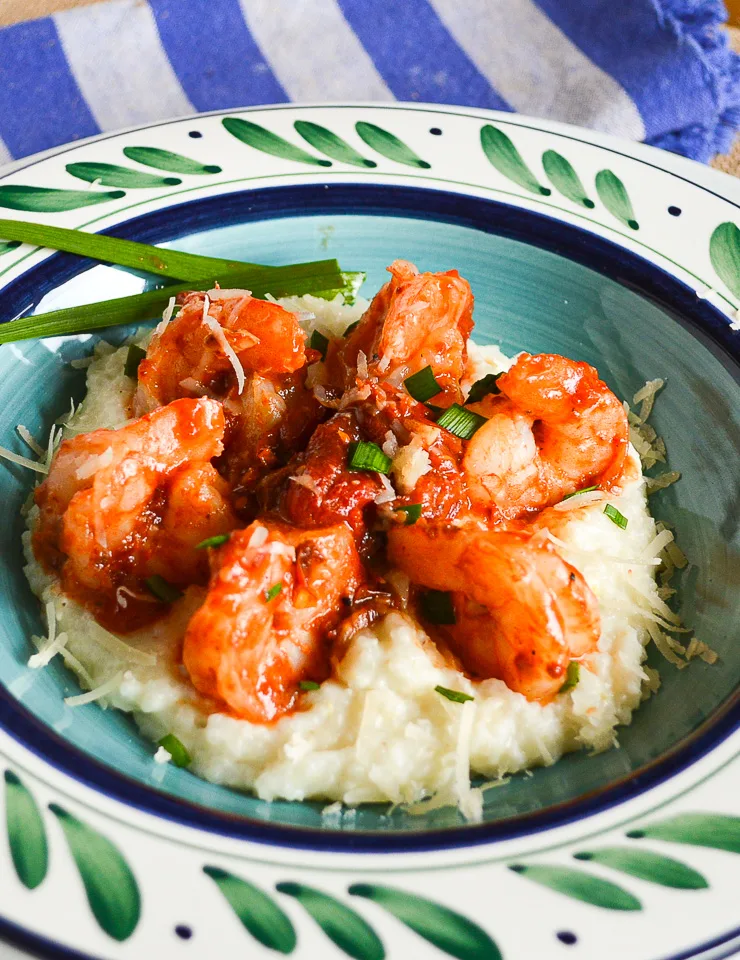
xmin=397 ymin=503 xmax=422 ymax=525
xmin=435 ymin=685 xmax=474 ymax=704
xmin=465 ymin=372 xmax=502 ymax=405
xmin=157 ymin=734 xmax=191 ymax=768
xmin=343 ymin=320 xmax=360 ymax=337
xmin=298 ymin=680 xmax=321 ymax=692
xmin=265 ymin=582 xmax=283 ymax=603
xmin=124 ymin=344 xmax=147 ymax=379
xmin=435 ymin=403 xmax=488 ymax=440
xmin=559 ymin=661 xmax=581 ymax=693
xmin=195 ymin=533 xmax=231 ymax=550
xmin=144 ymin=575 xmax=183 ymax=604
xmin=421 ymin=589 xmax=456 ymax=625
xmin=604 ymin=503 xmax=629 ymax=529
xmin=347 ymin=440 xmax=392 ymax=475
xmin=404 ymin=365 xmax=442 ymax=403
xmin=562 ymin=485 xmax=599 ymax=501
xmin=309 ymin=329 xmax=330 ymax=361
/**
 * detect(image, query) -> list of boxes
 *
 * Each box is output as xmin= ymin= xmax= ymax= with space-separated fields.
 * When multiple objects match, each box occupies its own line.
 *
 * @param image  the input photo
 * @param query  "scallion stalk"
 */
xmin=124 ymin=344 xmax=146 ymax=379
xmin=309 ymin=329 xmax=329 ymax=360
xmin=195 ymin=533 xmax=231 ymax=550
xmin=157 ymin=733 xmax=191 ymax=768
xmin=603 ymin=504 xmax=628 ymax=529
xmin=465 ymin=372 xmax=502 ymax=405
xmin=435 ymin=685 xmax=474 ymax=704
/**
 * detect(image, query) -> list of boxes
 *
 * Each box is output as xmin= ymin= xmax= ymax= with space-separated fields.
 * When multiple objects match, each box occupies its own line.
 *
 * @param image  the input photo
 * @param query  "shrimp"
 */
xmin=135 ymin=290 xmax=323 ymax=490
xmin=330 ymin=260 xmax=474 ymax=402
xmin=388 ymin=524 xmax=600 ymax=702
xmin=34 ymin=398 xmax=236 ymax=631
xmin=463 ymin=353 xmax=629 ymax=519
xmin=182 ymin=520 xmax=363 ymax=721
xmin=136 ymin=290 xmax=308 ymax=411
xmin=261 ymin=411 xmax=385 ymax=550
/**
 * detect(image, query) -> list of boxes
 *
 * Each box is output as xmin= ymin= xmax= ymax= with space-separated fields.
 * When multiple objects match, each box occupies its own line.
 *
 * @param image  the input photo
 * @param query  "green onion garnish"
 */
xmin=435 ymin=685 xmax=474 ymax=704
xmin=465 ymin=372 xmax=502 ymax=405
xmin=124 ymin=344 xmax=147 ymax=379
xmin=421 ymin=590 xmax=456 ymax=625
xmin=435 ymin=404 xmax=488 ymax=440
xmin=559 ymin=661 xmax=580 ymax=693
xmin=404 ymin=365 xmax=442 ymax=403
xmin=309 ymin=329 xmax=329 ymax=361
xmin=0 ymin=219 xmax=362 ymax=344
xmin=397 ymin=503 xmax=422 ymax=525
xmin=0 ymin=218 xmax=346 ymax=288
xmin=562 ymin=485 xmax=599 ymax=501
xmin=344 ymin=320 xmax=360 ymax=337
xmin=604 ymin=504 xmax=628 ymax=529
xmin=195 ymin=533 xmax=231 ymax=550
xmin=424 ymin=403 xmax=444 ymax=416
xmin=157 ymin=734 xmax=191 ymax=768
xmin=144 ymin=575 xmax=183 ymax=603
xmin=347 ymin=441 xmax=392 ymax=474
xmin=265 ymin=582 xmax=283 ymax=603
xmin=299 ymin=680 xmax=321 ymax=692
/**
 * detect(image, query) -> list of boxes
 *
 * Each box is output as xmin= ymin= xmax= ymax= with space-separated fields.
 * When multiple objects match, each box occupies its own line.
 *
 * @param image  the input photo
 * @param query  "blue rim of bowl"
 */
xmin=0 ymin=183 xmax=738 ymax=855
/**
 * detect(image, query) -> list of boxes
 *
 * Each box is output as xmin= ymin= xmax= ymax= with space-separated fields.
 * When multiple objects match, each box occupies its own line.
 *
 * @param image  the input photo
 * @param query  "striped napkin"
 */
xmin=0 ymin=0 xmax=738 ymax=165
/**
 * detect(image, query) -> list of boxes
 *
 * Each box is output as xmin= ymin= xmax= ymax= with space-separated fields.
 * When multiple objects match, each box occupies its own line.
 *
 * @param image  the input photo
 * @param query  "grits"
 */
xmin=22 ymin=296 xmax=664 ymax=817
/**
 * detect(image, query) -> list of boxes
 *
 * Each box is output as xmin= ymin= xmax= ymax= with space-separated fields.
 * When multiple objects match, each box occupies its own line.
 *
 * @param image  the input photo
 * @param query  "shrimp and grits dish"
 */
xmin=18 ymin=259 xmax=698 ymax=819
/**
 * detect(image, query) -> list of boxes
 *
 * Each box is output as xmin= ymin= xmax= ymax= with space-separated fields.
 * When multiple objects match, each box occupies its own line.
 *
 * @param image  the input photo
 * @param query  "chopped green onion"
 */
xmin=404 ymin=365 xmax=442 ymax=403
xmin=421 ymin=590 xmax=456 ymax=625
xmin=157 ymin=734 xmax=191 ymax=768
xmin=424 ymin=403 xmax=444 ymax=416
xmin=195 ymin=533 xmax=231 ymax=550
xmin=435 ymin=403 xmax=488 ymax=440
xmin=309 ymin=329 xmax=330 ymax=361
xmin=465 ymin=372 xmax=502 ymax=405
xmin=299 ymin=680 xmax=321 ymax=692
xmin=559 ymin=661 xmax=580 ymax=693
xmin=562 ymin=485 xmax=599 ymax=501
xmin=397 ymin=503 xmax=422 ymax=525
xmin=124 ymin=344 xmax=147 ymax=379
xmin=347 ymin=441 xmax=392 ymax=474
xmin=265 ymin=582 xmax=283 ymax=603
xmin=604 ymin=503 xmax=628 ymax=529
xmin=435 ymin=685 xmax=474 ymax=704
xmin=144 ymin=575 xmax=183 ymax=603
xmin=344 ymin=320 xmax=360 ymax=337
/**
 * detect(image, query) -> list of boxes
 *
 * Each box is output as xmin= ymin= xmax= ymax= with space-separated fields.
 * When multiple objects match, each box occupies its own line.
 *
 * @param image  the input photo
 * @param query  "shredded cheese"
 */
xmin=64 ymin=671 xmax=124 ymax=707
xmin=290 ymin=473 xmax=320 ymax=495
xmin=455 ymin=700 xmax=482 ymax=823
xmin=0 ymin=445 xmax=48 ymax=474
xmin=29 ymin=632 xmax=69 ymax=670
xmin=202 ymin=296 xmax=246 ymax=395
xmin=154 ymin=296 xmax=177 ymax=336
xmin=154 ymin=746 xmax=172 ymax=764
xmin=17 ymin=425 xmax=45 ymax=457
xmin=75 ymin=447 xmax=113 ymax=481
xmin=392 ymin=436 xmax=431 ymax=494
xmin=552 ymin=490 xmax=606 ymax=512
xmin=374 ymin=474 xmax=397 ymax=505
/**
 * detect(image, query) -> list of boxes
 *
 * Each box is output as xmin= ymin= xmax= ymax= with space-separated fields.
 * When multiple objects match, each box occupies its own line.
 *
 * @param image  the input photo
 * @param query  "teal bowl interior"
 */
xmin=0 ymin=193 xmax=738 ymax=844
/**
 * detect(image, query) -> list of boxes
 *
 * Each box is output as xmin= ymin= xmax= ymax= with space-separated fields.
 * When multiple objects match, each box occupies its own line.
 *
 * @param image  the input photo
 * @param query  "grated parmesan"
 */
xmin=17 ymin=425 xmax=45 ymax=457
xmin=64 ymin=671 xmax=124 ymax=707
xmin=154 ymin=296 xmax=177 ymax=336
xmin=0 ymin=445 xmax=48 ymax=474
xmin=202 ymin=296 xmax=246 ymax=395
xmin=154 ymin=745 xmax=172 ymax=764
xmin=374 ymin=474 xmax=397 ymax=505
xmin=391 ymin=436 xmax=431 ymax=494
xmin=75 ymin=447 xmax=113 ymax=481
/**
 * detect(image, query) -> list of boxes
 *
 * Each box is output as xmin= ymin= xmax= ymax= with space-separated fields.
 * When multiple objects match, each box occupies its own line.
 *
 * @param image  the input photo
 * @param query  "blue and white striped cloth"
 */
xmin=0 ymin=0 xmax=738 ymax=166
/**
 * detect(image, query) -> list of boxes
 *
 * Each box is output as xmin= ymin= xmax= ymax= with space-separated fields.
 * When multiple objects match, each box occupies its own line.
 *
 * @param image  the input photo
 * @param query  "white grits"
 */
xmin=22 ymin=296 xmax=664 ymax=816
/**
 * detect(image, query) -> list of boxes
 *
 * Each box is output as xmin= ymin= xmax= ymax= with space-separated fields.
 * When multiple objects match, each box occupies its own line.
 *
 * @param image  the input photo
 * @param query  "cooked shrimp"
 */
xmin=34 ymin=398 xmax=236 ymax=630
xmin=182 ymin=520 xmax=363 ymax=721
xmin=388 ymin=524 xmax=600 ymax=702
xmin=262 ymin=411 xmax=385 ymax=550
xmin=136 ymin=290 xmax=323 ymax=489
xmin=463 ymin=353 xmax=629 ymax=519
xmin=136 ymin=290 xmax=307 ymax=411
xmin=330 ymin=260 xmax=474 ymax=402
